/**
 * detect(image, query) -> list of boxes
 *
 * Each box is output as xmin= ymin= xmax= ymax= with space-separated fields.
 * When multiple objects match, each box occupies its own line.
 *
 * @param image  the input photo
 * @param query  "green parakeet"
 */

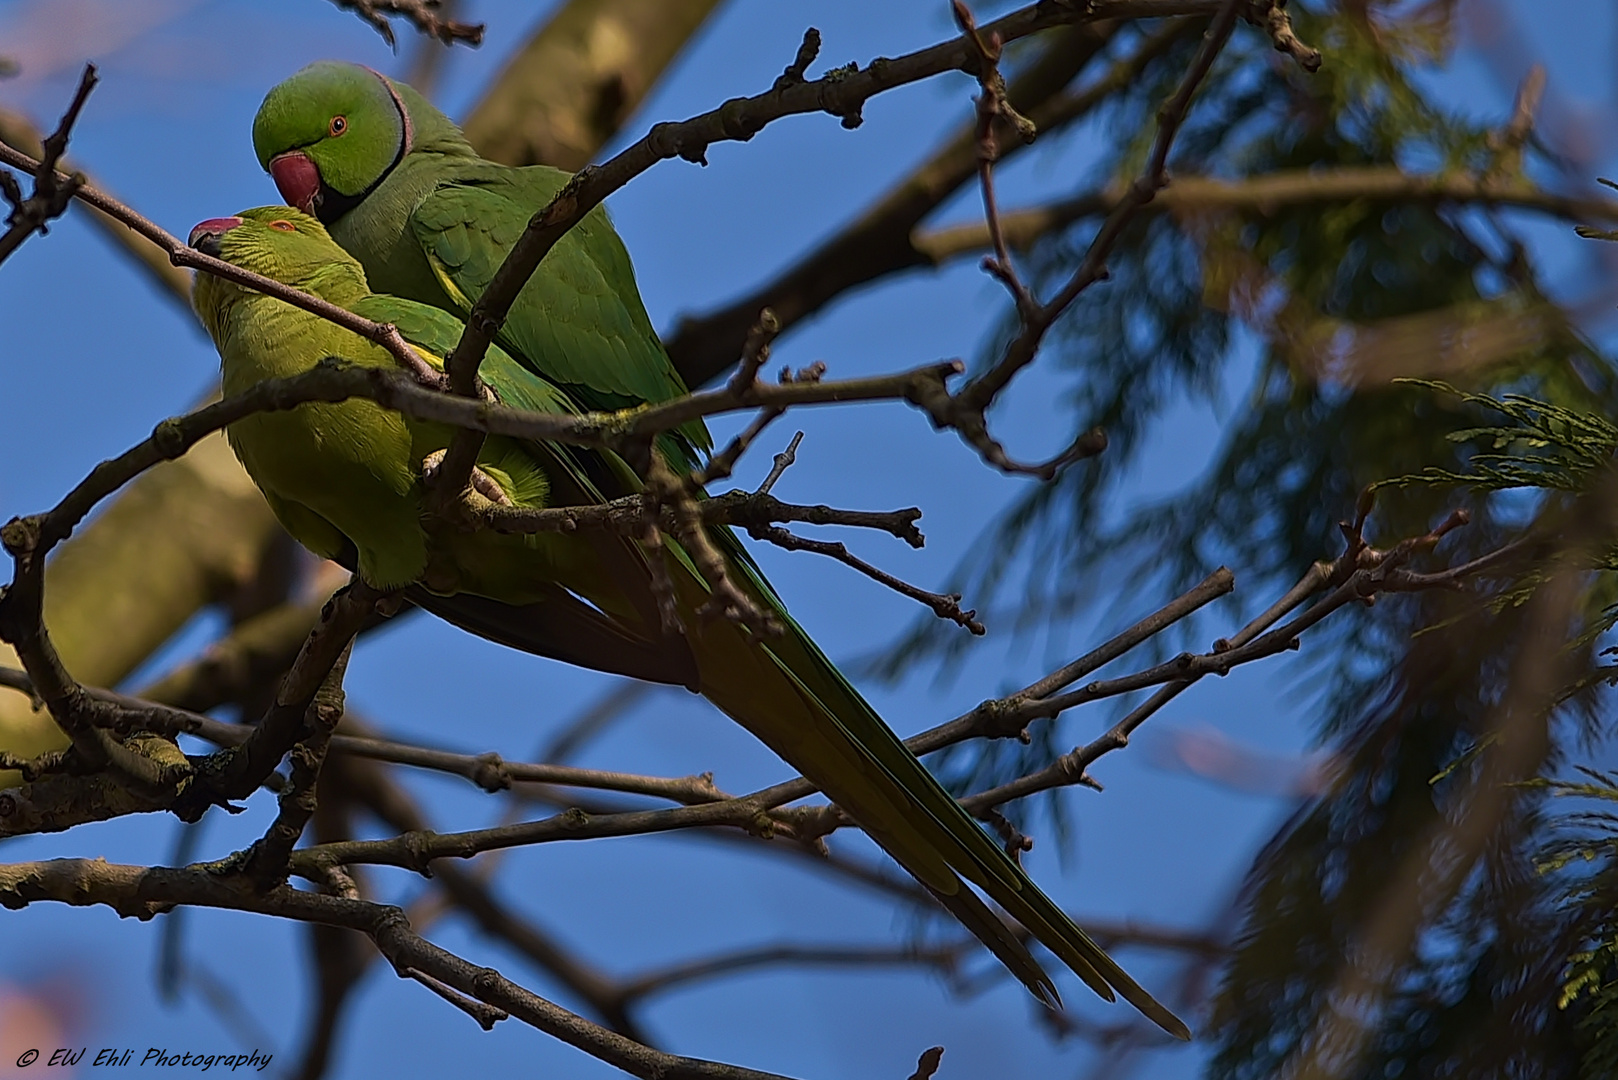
xmin=187 ymin=208 xmax=1187 ymax=1037
xmin=252 ymin=61 xmax=705 ymax=471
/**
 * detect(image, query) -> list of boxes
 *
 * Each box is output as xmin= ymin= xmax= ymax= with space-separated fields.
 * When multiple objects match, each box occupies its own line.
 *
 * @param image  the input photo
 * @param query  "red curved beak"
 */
xmin=187 ymin=216 xmax=243 ymax=257
xmin=269 ymin=151 xmax=321 ymax=215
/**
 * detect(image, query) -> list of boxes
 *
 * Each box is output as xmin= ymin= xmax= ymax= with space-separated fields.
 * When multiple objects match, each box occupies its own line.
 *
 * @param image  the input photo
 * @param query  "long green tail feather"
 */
xmin=925 ymin=881 xmax=1064 ymax=1007
xmin=674 ymin=528 xmax=1191 ymax=1039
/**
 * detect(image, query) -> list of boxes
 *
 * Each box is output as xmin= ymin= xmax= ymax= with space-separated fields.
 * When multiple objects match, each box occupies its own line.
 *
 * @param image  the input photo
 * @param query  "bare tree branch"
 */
xmin=328 ymin=0 xmax=484 ymax=48
xmin=962 ymin=509 xmax=1475 ymax=810
xmin=0 ymin=104 xmax=192 ymax=311
xmin=0 ymin=65 xmax=95 ymax=268
xmin=0 ymin=859 xmax=797 ymax=1080
xmin=432 ymin=0 xmax=1261 ymax=496
xmin=617 ymin=942 xmax=968 ymax=1002
xmin=913 ymin=166 xmax=1618 ymax=263
xmin=743 ymin=522 xmax=985 ymax=634
xmin=0 ymin=140 xmax=449 ymax=390
xmin=955 ymin=0 xmax=1246 ymax=423
xmin=663 ymin=16 xmax=1198 ymax=388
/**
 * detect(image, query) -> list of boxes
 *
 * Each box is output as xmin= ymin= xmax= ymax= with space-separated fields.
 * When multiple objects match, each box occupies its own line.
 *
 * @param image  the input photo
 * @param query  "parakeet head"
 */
xmin=252 ymin=61 xmax=415 ymax=225
xmin=189 ymin=207 xmax=368 ymax=342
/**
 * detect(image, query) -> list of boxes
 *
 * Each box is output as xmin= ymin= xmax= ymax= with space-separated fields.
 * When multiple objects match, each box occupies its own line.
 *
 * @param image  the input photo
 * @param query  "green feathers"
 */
xmin=241 ymin=63 xmax=1184 ymax=1036
xmin=253 ymin=61 xmax=707 ymax=469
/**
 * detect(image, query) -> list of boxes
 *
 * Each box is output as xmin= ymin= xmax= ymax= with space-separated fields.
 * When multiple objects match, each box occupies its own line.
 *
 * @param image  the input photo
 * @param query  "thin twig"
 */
xmin=1246 ymin=0 xmax=1321 ymax=72
xmin=401 ymin=967 xmax=509 ymax=1029
xmin=0 ymin=140 xmax=448 ymax=390
xmin=908 ymin=1047 xmax=946 ymax=1080
xmin=746 ymin=522 xmax=984 ymax=634
xmin=954 ymin=0 xmax=1037 ymax=319
xmin=957 ymin=0 xmax=1247 ymax=433
xmin=328 ymin=0 xmax=484 ymax=48
xmin=474 ymin=487 xmax=924 ymax=548
xmin=0 ymin=65 xmax=96 ymax=267
xmin=617 ymin=942 xmax=967 ymax=1002
xmin=756 ymin=431 xmax=805 ymax=496
xmin=697 ymin=309 xmax=789 ymax=487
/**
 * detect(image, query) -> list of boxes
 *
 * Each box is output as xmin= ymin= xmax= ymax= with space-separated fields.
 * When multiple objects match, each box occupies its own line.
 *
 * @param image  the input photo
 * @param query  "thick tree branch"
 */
xmin=0 ymin=859 xmax=796 ymax=1080
xmin=914 ymin=166 xmax=1618 ymax=262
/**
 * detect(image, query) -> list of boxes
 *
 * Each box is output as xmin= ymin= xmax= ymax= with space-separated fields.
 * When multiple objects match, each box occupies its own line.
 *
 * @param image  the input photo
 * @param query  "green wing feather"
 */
xmin=351 ymin=292 xmax=576 ymax=419
xmin=346 ymin=293 xmax=701 ymax=689
xmin=405 ymin=166 xmax=708 ymax=470
xmin=350 ymin=291 xmax=635 ymax=500
xmin=700 ymin=527 xmax=1189 ymax=1036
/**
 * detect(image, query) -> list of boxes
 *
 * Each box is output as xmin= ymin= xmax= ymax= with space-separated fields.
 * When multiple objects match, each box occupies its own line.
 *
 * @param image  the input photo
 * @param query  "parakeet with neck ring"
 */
xmin=243 ymin=62 xmax=1189 ymax=1035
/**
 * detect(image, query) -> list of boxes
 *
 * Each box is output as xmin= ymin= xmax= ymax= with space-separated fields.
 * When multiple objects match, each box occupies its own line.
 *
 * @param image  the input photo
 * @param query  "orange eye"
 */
xmin=329 ymin=115 xmax=347 ymax=136
xmin=268 ymin=220 xmax=296 ymax=232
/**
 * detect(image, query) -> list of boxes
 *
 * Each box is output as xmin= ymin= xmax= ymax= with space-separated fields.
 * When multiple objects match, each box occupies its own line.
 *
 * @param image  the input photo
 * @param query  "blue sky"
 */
xmin=0 ymin=1 xmax=1612 ymax=1078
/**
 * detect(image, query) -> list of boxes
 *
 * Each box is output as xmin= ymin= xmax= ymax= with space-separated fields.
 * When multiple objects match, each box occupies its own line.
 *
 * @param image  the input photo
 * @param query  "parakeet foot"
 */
xmin=420 ymin=449 xmax=513 ymax=506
